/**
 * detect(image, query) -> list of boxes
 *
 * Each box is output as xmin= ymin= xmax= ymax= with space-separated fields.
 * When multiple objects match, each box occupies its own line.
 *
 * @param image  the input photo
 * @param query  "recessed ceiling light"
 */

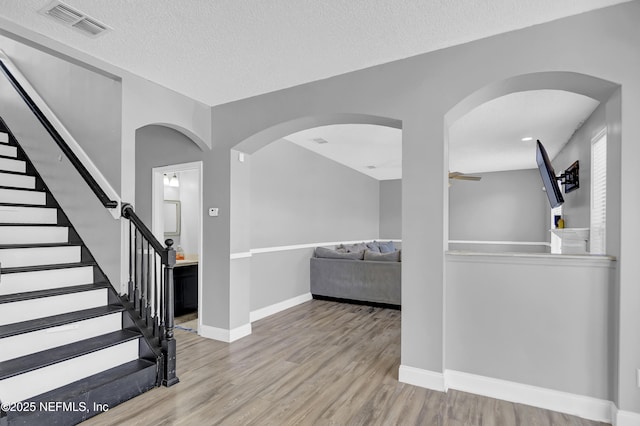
xmin=366 ymin=165 xmax=377 ymax=169
xmin=521 ymin=136 xmax=534 ymax=142
xmin=311 ymin=138 xmax=329 ymax=145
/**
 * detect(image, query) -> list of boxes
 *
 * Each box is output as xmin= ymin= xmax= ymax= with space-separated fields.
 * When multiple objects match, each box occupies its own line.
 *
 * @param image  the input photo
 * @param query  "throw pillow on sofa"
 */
xmin=315 ymin=246 xmax=365 ymax=260
xmin=366 ymin=241 xmax=381 ymax=253
xmin=376 ymin=241 xmax=396 ymax=253
xmin=364 ymin=249 xmax=401 ymax=262
xmin=343 ymin=242 xmax=368 ymax=253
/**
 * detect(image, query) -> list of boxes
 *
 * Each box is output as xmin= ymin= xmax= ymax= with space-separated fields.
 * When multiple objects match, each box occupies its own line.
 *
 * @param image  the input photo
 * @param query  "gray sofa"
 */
xmin=310 ymin=241 xmax=401 ymax=307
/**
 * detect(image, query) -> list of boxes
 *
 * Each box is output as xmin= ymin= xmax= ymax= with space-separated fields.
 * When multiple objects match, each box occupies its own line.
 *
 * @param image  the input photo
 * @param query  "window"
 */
xmin=590 ymin=130 xmax=607 ymax=254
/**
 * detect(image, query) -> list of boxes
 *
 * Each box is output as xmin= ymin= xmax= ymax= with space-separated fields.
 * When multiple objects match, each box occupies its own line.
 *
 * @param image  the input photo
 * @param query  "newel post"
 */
xmin=121 ymin=203 xmax=135 ymax=299
xmin=162 ymin=238 xmax=179 ymax=387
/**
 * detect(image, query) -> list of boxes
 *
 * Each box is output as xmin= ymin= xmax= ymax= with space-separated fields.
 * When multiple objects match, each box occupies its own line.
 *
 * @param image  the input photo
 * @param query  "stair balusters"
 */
xmin=122 ymin=203 xmax=179 ymax=387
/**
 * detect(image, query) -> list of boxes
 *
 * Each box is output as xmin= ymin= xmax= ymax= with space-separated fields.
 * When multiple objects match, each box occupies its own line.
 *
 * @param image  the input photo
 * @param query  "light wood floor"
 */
xmin=84 ymin=300 xmax=610 ymax=426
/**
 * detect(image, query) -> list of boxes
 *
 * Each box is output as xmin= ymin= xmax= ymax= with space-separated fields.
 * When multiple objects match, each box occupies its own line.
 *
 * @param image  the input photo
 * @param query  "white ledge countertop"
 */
xmin=446 ymin=250 xmax=616 ymax=267
xmin=446 ymin=250 xmax=615 ymax=260
xmin=175 ymin=259 xmax=199 ymax=267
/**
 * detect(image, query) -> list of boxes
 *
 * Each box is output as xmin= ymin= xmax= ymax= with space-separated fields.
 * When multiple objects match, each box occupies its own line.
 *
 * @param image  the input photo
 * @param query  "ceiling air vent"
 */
xmin=39 ymin=1 xmax=111 ymax=38
xmin=72 ymin=17 xmax=108 ymax=36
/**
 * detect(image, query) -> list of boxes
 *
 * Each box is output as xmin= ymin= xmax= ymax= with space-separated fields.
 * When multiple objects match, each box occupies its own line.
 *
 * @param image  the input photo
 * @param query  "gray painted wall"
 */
xmin=211 ymin=3 xmax=638 ymax=412
xmin=248 ymin=138 xmax=380 ymax=311
xmin=250 ymin=248 xmax=315 ymax=311
xmin=550 ymin=94 xmax=621 ymax=259
xmin=230 ymin=257 xmax=251 ymax=330
xmin=250 ymin=139 xmax=380 ymax=248
xmin=230 ymin=149 xmax=251 ymax=328
xmin=0 ymin=35 xmax=122 ymax=287
xmin=8 ymin=0 xmax=639 ymax=414
xmin=0 ymin=72 xmax=121 ymax=288
xmin=552 ymin=103 xmax=606 ymax=230
xmin=0 ymin=34 xmax=122 ymax=191
xmin=381 ymin=170 xmax=550 ymax=252
xmin=135 ymin=126 xmax=204 ymax=225
xmin=231 ymin=150 xmax=252 ymax=254
xmin=549 ymin=97 xmax=621 ymax=403
xmin=446 ymin=254 xmax=615 ymax=400
xmin=134 ymin=125 xmax=235 ymax=330
xmin=449 ymin=169 xmax=548 ymax=250
xmin=379 ymin=179 xmax=402 ymax=239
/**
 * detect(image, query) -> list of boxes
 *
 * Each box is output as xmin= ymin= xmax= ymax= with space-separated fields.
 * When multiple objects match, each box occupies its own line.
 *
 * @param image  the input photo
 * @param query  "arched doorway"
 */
xmin=229 ymin=113 xmax=403 ymax=332
xmin=135 ymin=123 xmax=205 ymax=334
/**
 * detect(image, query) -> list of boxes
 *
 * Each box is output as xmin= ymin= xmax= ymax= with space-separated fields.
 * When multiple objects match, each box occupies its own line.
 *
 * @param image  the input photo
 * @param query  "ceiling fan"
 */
xmin=448 ymin=171 xmax=482 ymax=182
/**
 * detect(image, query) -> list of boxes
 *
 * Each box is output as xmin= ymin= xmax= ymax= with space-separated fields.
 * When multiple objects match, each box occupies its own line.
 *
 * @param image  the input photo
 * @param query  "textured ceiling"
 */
xmin=449 ymin=90 xmax=600 ymax=174
xmin=283 ymin=91 xmax=599 ymax=180
xmin=0 ymin=0 xmax=630 ymax=106
xmin=0 ymin=0 xmax=616 ymax=178
xmin=285 ymin=124 xmax=402 ymax=180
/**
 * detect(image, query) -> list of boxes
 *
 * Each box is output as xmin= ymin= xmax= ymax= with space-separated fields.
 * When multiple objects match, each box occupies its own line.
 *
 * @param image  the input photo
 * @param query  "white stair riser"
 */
xmin=0 ymin=266 xmax=94 ymax=295
xmin=0 ymin=133 xmax=7 ymax=143
xmin=0 ymin=157 xmax=25 ymax=173
xmin=0 ymin=226 xmax=68 ymax=245
xmin=0 ymin=339 xmax=139 ymax=403
xmin=0 ymin=206 xmax=57 ymax=224
xmin=0 ymin=172 xmax=35 ymax=189
xmin=0 ymin=289 xmax=107 ymax=326
xmin=0 ymin=188 xmax=46 ymax=205
xmin=0 ymin=246 xmax=81 ymax=268
xmin=0 ymin=144 xmax=17 ymax=158
xmin=0 ymin=313 xmax=122 ymax=362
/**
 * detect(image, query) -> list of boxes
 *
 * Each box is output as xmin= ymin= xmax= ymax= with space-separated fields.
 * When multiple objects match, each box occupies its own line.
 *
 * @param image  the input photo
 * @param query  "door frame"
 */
xmin=151 ymin=161 xmax=204 ymax=332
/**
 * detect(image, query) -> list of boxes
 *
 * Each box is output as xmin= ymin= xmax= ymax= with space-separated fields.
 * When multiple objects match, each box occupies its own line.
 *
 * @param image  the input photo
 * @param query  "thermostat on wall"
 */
xmin=208 ymin=208 xmax=219 ymax=217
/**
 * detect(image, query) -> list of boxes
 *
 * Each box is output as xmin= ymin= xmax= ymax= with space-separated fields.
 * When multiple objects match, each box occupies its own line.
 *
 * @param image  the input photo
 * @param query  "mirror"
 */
xmin=163 ymin=200 xmax=181 ymax=236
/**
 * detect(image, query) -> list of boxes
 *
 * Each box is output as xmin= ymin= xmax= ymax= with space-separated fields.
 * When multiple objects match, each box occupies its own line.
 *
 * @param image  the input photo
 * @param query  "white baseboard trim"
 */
xmin=398 ymin=365 xmax=445 ymax=392
xmin=229 ymin=323 xmax=252 ymax=341
xmin=199 ymin=323 xmax=252 ymax=343
xmin=616 ymin=409 xmax=640 ymax=426
xmin=250 ymin=293 xmax=313 ymax=323
xmin=445 ymin=370 xmax=612 ymax=423
xmin=399 ymin=367 xmax=616 ymax=423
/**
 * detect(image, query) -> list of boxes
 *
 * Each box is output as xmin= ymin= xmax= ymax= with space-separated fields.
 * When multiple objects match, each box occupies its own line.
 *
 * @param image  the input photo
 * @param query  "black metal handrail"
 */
xmin=122 ymin=204 xmax=179 ymax=387
xmin=0 ymin=60 xmax=117 ymax=209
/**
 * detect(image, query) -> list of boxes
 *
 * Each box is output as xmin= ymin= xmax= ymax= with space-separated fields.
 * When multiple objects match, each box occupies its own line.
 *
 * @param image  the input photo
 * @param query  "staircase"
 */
xmin=0 ymin=123 xmax=161 ymax=425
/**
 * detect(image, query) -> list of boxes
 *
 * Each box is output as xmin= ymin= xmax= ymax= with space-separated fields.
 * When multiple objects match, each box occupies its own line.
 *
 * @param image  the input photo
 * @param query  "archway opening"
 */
xmin=230 ymin=113 xmax=403 ymax=356
xmin=135 ymin=124 xmax=205 ymax=334
xmin=444 ymin=72 xmax=620 ymax=255
xmin=442 ymin=71 xmax=621 ymax=403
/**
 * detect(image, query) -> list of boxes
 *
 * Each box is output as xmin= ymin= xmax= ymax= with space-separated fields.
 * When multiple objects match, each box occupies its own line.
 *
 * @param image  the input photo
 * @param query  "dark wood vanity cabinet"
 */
xmin=174 ymin=264 xmax=198 ymax=315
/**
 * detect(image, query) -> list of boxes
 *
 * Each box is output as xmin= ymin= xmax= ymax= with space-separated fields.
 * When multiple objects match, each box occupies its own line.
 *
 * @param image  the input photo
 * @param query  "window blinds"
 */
xmin=590 ymin=131 xmax=607 ymax=254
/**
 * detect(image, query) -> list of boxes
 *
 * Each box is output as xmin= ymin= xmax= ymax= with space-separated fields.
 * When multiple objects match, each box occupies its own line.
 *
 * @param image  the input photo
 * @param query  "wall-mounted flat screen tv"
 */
xmin=536 ymin=140 xmax=564 ymax=208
